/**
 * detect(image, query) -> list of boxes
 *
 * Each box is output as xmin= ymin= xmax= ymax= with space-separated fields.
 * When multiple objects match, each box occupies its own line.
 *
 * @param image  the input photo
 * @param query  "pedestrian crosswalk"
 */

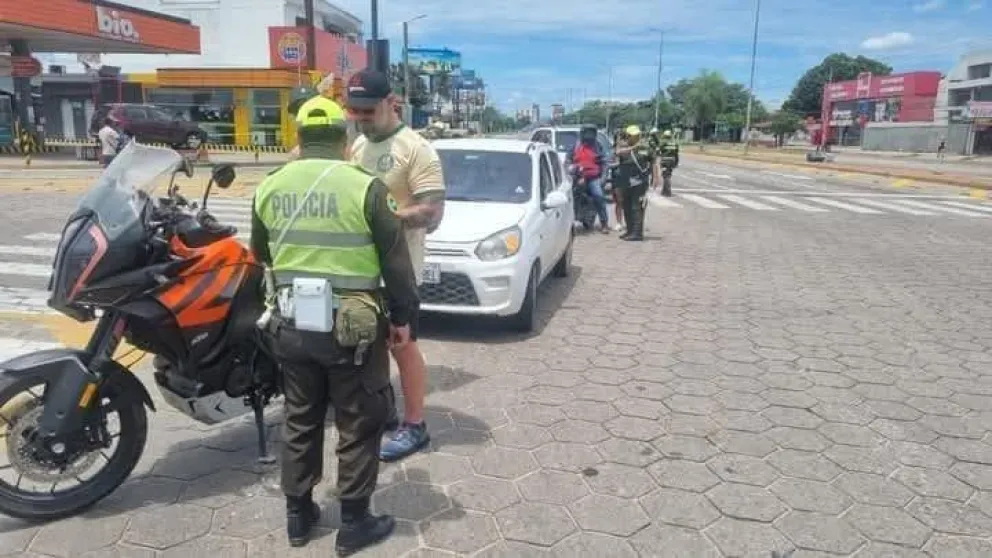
xmin=0 ymin=198 xmax=254 ymax=318
xmin=649 ymin=192 xmax=992 ymax=218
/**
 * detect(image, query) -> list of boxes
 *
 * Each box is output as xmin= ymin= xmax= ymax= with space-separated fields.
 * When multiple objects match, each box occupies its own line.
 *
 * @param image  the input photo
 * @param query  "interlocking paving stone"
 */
xmin=14 ymin=182 xmax=992 ymax=556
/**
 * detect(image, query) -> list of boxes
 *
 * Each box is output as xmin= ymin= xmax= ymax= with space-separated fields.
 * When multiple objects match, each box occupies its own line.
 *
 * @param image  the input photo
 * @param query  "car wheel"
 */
xmin=185 ymin=132 xmax=204 ymax=150
xmin=552 ymin=233 xmax=572 ymax=278
xmin=509 ymin=264 xmax=539 ymax=333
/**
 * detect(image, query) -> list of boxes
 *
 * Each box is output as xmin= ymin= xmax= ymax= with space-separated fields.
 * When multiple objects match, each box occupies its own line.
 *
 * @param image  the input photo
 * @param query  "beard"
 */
xmin=355 ymin=120 xmax=377 ymax=136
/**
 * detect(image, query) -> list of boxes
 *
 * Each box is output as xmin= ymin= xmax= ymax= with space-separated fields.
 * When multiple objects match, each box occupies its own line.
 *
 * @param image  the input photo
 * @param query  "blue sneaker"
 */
xmin=379 ymin=422 xmax=430 ymax=462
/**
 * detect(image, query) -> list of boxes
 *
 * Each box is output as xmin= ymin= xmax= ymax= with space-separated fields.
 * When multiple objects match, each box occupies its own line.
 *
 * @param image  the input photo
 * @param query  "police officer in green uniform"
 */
xmin=615 ymin=125 xmax=652 ymax=241
xmin=250 ymin=96 xmax=420 ymax=554
xmin=657 ymin=129 xmax=680 ymax=197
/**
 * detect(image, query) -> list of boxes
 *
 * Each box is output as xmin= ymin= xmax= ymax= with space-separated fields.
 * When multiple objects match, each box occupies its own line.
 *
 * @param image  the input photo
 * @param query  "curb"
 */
xmin=688 ymin=151 xmax=992 ymax=190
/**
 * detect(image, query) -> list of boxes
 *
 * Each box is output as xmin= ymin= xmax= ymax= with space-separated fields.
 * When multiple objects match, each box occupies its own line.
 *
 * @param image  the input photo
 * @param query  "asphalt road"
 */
xmin=2 ymin=160 xmax=992 ymax=557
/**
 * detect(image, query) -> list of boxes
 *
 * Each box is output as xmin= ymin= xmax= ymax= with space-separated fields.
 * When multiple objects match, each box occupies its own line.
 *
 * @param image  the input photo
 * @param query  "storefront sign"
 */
xmin=966 ymin=101 xmax=992 ymax=119
xmin=822 ymin=71 xmax=939 ymax=102
xmin=276 ymin=32 xmax=307 ymax=64
xmin=96 ymin=6 xmax=141 ymax=43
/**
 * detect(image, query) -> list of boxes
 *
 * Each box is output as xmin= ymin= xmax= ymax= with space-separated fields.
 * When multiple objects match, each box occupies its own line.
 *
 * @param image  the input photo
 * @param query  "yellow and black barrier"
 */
xmin=42 ymin=137 xmax=288 ymax=155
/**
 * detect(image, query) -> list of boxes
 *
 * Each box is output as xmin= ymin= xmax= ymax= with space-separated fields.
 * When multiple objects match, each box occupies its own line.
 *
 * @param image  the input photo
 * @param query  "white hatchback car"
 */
xmin=421 ymin=138 xmax=575 ymax=332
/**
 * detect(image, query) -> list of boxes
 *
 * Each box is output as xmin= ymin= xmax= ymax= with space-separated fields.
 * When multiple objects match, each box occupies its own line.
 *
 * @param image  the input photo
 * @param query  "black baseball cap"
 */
xmin=346 ymin=69 xmax=392 ymax=108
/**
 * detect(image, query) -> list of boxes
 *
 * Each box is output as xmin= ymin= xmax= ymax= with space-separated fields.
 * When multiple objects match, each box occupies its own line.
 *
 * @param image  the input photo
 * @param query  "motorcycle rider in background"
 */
xmin=570 ymin=124 xmax=611 ymax=233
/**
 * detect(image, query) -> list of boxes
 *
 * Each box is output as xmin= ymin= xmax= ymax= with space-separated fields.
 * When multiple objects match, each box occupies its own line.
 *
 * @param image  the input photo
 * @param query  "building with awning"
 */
xmin=0 ymin=0 xmax=200 ymax=144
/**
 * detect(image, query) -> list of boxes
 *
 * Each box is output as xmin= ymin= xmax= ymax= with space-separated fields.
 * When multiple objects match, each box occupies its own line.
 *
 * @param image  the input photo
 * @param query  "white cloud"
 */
xmin=860 ymin=32 xmax=915 ymax=50
xmin=913 ymin=0 xmax=945 ymax=12
xmin=967 ymin=1 xmax=984 ymax=11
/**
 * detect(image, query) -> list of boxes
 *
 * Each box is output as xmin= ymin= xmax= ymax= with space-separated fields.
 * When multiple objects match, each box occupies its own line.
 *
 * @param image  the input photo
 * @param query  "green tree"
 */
xmin=782 ymin=53 xmax=893 ymax=117
xmin=768 ymin=110 xmax=803 ymax=147
xmin=683 ymin=70 xmax=728 ymax=139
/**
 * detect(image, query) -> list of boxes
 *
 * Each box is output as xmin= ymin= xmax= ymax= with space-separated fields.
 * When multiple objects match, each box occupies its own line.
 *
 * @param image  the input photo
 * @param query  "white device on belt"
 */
xmin=257 ymin=162 xmax=345 ymax=332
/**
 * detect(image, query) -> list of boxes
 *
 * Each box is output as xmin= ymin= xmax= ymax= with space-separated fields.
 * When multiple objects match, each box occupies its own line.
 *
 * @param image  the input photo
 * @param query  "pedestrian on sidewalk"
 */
xmin=938 ymin=138 xmax=946 ymax=163
xmin=97 ymin=118 xmax=119 ymax=168
xmin=346 ymin=69 xmax=446 ymax=463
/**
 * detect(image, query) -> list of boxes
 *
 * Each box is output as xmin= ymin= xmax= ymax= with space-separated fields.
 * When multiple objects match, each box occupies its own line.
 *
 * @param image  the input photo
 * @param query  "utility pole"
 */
xmin=304 ymin=0 xmax=316 ymax=70
xmin=606 ymin=65 xmax=614 ymax=133
xmin=653 ymin=29 xmax=664 ymax=130
xmin=403 ymin=15 xmax=426 ymax=124
xmin=368 ymin=0 xmax=379 ymax=70
xmin=743 ymin=0 xmax=761 ymax=154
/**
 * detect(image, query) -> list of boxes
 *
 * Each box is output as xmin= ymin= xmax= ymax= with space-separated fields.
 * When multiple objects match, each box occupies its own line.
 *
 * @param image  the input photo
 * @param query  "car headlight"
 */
xmin=475 ymin=226 xmax=522 ymax=261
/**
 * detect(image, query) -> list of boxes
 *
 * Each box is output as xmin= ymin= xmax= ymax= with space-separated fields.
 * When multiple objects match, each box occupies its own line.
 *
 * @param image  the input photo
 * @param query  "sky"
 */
xmin=333 ymin=0 xmax=992 ymax=114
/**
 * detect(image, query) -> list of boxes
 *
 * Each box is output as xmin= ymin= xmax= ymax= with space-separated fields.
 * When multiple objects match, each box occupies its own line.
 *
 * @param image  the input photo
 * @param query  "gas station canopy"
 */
xmin=0 ymin=0 xmax=200 ymax=54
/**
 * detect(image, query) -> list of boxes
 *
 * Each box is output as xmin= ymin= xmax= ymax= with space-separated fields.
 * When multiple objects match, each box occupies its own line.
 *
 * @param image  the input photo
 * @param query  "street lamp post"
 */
xmin=653 ymin=29 xmax=664 ymax=130
xmin=369 ymin=0 xmax=379 ymax=69
xmin=403 ymin=14 xmax=427 ymax=123
xmin=743 ymin=0 xmax=761 ymax=154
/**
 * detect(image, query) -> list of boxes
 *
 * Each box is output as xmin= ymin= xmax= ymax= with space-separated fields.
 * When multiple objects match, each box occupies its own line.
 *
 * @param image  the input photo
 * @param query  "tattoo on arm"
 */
xmin=398 ymin=200 xmax=444 ymax=230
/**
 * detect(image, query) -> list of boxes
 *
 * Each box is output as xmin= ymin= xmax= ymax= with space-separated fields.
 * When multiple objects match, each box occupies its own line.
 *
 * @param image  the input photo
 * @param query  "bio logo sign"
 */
xmin=96 ymin=7 xmax=140 ymax=43
xmin=277 ymin=32 xmax=307 ymax=64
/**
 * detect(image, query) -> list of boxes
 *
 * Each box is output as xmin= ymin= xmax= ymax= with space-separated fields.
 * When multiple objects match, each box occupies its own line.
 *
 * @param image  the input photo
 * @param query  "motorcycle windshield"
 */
xmin=74 ymin=142 xmax=183 ymax=241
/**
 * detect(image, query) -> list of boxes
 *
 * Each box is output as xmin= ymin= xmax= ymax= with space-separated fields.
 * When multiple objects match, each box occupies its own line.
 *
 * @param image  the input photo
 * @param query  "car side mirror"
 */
xmin=211 ymin=164 xmax=236 ymax=189
xmin=542 ymin=190 xmax=568 ymax=211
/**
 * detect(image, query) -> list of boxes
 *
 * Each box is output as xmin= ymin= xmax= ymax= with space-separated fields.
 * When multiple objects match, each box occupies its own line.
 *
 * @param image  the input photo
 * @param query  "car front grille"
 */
xmin=419 ymin=272 xmax=480 ymax=306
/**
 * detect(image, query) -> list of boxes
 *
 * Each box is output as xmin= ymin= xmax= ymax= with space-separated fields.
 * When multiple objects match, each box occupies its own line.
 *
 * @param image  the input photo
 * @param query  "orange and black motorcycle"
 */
xmin=0 ymin=143 xmax=279 ymax=520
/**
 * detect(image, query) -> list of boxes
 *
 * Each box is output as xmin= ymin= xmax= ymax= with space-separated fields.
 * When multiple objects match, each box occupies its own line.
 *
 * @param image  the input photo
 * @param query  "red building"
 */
xmin=819 ymin=71 xmax=942 ymax=146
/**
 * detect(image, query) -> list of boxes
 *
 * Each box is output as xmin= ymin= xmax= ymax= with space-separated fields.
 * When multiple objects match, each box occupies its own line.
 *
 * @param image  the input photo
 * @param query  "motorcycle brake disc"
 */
xmin=6 ymin=403 xmax=100 ymax=484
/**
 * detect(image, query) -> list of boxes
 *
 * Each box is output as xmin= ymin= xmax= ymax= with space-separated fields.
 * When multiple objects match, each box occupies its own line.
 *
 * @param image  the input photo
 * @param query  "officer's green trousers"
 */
xmin=269 ymin=317 xmax=392 ymax=502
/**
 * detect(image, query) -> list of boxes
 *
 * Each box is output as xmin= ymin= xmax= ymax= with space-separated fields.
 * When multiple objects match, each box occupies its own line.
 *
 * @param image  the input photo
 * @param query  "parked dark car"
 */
xmin=90 ymin=103 xmax=207 ymax=149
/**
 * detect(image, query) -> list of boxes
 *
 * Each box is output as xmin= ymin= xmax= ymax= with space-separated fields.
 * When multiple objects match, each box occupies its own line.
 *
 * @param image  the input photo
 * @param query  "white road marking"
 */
xmin=0 ymin=287 xmax=54 ymax=314
xmin=649 ymin=195 xmax=683 ymax=208
xmin=207 ymin=198 xmax=253 ymax=208
xmin=0 ymin=263 xmax=53 ymax=278
xmin=804 ymin=198 xmax=884 ymax=214
xmin=0 ymin=245 xmax=56 ymax=257
xmin=940 ymin=201 xmax=992 ymax=213
xmin=893 ymin=199 xmax=988 ymax=217
xmin=24 ymin=233 xmax=62 ymax=242
xmin=760 ymin=196 xmax=828 ymax=212
xmin=680 ymin=194 xmax=729 ymax=209
xmin=848 ymin=198 xmax=936 ymax=215
xmin=716 ymin=194 xmax=778 ymax=210
xmin=695 ymin=171 xmax=732 ymax=179
xmin=763 ymin=171 xmax=813 ymax=181
xmin=0 ymin=338 xmax=63 ymax=361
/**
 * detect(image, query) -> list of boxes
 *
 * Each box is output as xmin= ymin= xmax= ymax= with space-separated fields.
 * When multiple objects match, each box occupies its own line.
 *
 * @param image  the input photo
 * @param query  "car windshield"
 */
xmin=438 ymin=150 xmax=532 ymax=204
xmin=555 ymin=131 xmax=579 ymax=153
xmin=74 ymin=142 xmax=184 ymax=240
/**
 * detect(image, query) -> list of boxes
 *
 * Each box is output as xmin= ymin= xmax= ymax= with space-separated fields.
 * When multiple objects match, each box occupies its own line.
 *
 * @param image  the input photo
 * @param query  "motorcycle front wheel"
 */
xmin=0 ymin=374 xmax=147 ymax=520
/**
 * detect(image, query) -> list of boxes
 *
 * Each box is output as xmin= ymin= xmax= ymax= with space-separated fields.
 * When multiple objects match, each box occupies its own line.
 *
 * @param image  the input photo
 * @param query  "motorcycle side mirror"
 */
xmin=211 ymin=164 xmax=236 ymax=189
xmin=200 ymin=164 xmax=236 ymax=210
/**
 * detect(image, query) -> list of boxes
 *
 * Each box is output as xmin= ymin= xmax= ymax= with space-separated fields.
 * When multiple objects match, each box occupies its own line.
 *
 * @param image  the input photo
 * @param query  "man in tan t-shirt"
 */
xmin=346 ymin=69 xmax=445 ymax=462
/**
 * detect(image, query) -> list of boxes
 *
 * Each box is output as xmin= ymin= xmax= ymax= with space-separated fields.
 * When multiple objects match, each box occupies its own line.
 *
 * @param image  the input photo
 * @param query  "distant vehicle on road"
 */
xmin=90 ymin=103 xmax=208 ymax=150
xmin=529 ymin=125 xmax=614 ymax=165
xmin=422 ymin=138 xmax=574 ymax=332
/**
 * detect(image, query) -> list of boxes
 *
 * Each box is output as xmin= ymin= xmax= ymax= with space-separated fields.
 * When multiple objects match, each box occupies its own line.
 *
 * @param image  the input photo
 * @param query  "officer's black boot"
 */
xmin=336 ymin=497 xmax=396 ymax=557
xmin=286 ymin=491 xmax=321 ymax=547
xmin=623 ymin=192 xmax=645 ymax=241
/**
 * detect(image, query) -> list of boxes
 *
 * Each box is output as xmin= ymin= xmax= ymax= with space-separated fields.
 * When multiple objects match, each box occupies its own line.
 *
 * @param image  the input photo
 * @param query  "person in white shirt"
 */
xmin=346 ymin=69 xmax=445 ymax=462
xmin=97 ymin=118 xmax=120 ymax=167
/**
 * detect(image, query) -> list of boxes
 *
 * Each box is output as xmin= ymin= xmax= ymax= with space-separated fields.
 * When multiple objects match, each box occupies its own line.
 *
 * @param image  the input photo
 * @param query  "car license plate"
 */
xmin=422 ymin=263 xmax=441 ymax=284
